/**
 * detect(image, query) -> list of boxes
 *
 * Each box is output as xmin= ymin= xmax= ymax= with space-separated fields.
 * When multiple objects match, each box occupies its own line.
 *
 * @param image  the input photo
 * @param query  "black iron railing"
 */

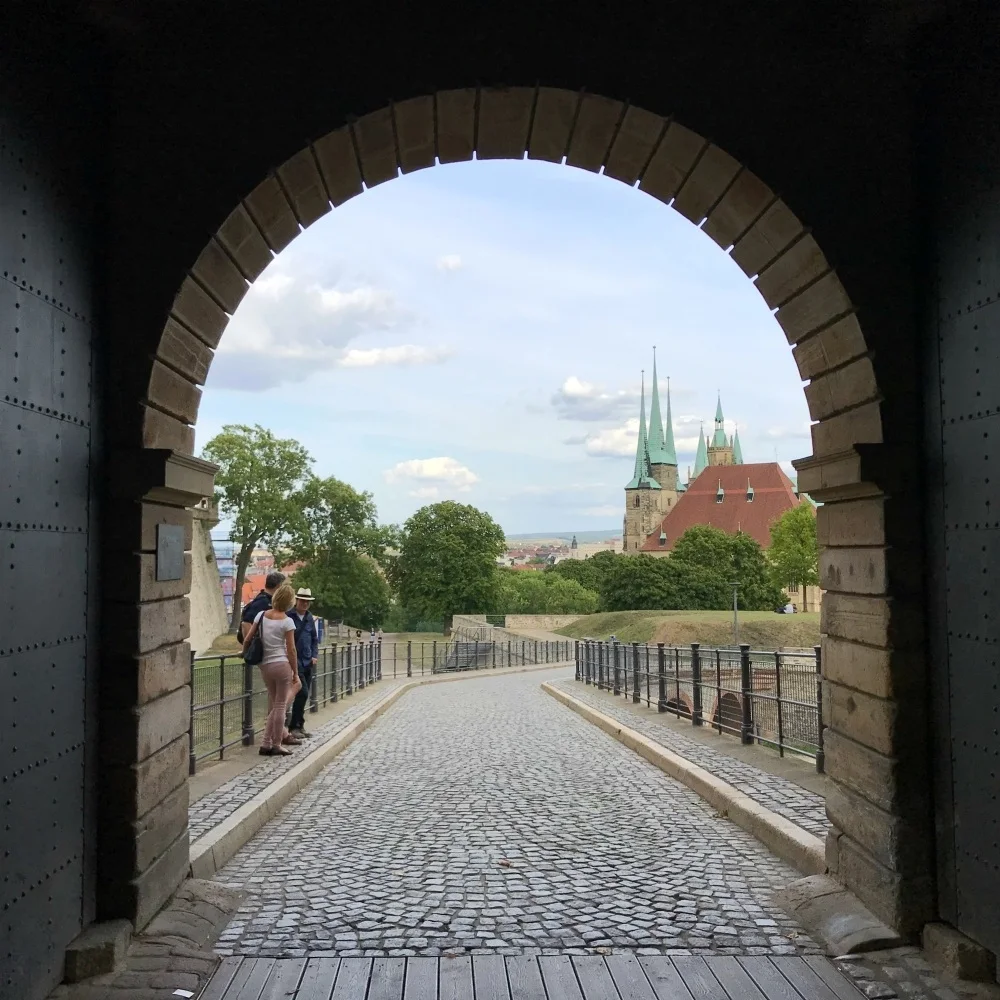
xmin=574 ymin=639 xmax=824 ymax=772
xmin=189 ymin=638 xmax=575 ymax=772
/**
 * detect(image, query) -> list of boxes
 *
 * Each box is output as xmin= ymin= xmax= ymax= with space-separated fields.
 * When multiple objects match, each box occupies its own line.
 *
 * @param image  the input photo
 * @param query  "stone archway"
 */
xmin=131 ymin=87 xmax=924 ymax=940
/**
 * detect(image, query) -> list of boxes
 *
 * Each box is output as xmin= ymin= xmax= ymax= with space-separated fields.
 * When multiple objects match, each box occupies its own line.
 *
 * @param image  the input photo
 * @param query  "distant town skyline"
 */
xmin=196 ymin=158 xmax=810 ymax=535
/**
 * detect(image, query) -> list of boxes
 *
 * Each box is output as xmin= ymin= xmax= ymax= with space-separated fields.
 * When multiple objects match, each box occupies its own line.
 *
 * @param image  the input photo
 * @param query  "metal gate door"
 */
xmin=0 ymin=36 xmax=100 ymax=1000
xmin=924 ymin=14 xmax=1000 ymax=958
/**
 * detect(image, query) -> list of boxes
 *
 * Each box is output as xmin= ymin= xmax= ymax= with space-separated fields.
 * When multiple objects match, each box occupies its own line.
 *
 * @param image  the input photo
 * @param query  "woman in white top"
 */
xmin=242 ymin=582 xmax=301 ymax=756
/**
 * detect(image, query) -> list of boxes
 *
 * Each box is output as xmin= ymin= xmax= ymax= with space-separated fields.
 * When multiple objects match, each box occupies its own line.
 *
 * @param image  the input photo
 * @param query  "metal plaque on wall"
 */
xmin=156 ymin=524 xmax=185 ymax=581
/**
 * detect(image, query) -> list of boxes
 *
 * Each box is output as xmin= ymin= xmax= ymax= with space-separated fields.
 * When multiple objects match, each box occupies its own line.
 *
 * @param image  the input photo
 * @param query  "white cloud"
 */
xmin=383 ymin=457 xmax=479 ymax=493
xmin=338 ymin=345 xmax=455 ymax=368
xmin=582 ymin=419 xmax=640 ymax=458
xmin=252 ymin=272 xmax=293 ymax=299
xmin=551 ymin=376 xmax=637 ymax=422
xmin=436 ymin=254 xmax=463 ymax=271
xmin=408 ymin=486 xmax=441 ymax=499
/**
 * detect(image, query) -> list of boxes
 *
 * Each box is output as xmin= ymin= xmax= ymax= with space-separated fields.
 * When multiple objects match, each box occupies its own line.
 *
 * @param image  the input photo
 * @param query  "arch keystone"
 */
xmin=352 ymin=107 xmax=398 ymax=188
xmin=435 ymin=89 xmax=476 ymax=164
xmin=566 ymin=94 xmax=625 ymax=173
xmin=393 ymin=96 xmax=435 ymax=173
xmin=528 ymin=87 xmax=580 ymax=163
xmin=276 ymin=148 xmax=331 ymax=227
xmin=476 ymin=87 xmax=535 ymax=160
xmin=638 ymin=121 xmax=706 ymax=205
xmin=672 ymin=144 xmax=740 ymax=225
xmin=313 ymin=126 xmax=364 ymax=206
xmin=243 ymin=175 xmax=299 ymax=253
xmin=604 ymin=106 xmax=666 ymax=187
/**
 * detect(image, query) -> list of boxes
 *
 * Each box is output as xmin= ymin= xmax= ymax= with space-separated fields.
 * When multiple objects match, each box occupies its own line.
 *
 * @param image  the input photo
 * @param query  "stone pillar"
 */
xmin=99 ymin=450 xmax=216 ymax=929
xmin=796 ymin=450 xmax=932 ymax=937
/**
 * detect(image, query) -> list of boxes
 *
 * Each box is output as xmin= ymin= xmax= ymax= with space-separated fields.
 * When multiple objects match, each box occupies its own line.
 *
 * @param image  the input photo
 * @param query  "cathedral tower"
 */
xmin=647 ymin=348 xmax=680 ymax=497
xmin=707 ymin=394 xmax=735 ymax=466
xmin=623 ymin=372 xmax=662 ymax=552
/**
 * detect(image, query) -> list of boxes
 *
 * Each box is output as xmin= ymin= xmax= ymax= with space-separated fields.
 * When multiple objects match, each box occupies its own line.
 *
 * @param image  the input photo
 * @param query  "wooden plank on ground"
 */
xmin=704 ymin=957 xmax=767 ymax=1000
xmin=472 ymin=955 xmax=509 ymax=1000
xmin=572 ymin=955 xmax=617 ymax=1000
xmin=259 ymin=959 xmax=307 ymax=999
xmin=735 ymin=958 xmax=804 ymax=1000
xmin=235 ymin=958 xmax=277 ymax=1000
xmin=802 ymin=956 xmax=865 ymax=999
xmin=198 ymin=956 xmax=244 ymax=1000
xmin=606 ymin=954 xmax=657 ymax=1000
xmin=331 ymin=958 xmax=373 ymax=1000
xmin=368 ymin=957 xmax=406 ymax=1000
xmin=538 ymin=955 xmax=584 ymax=1000
xmin=438 ymin=956 xmax=474 ymax=1000
xmin=296 ymin=957 xmax=340 ymax=1000
xmin=403 ymin=956 xmax=439 ymax=1000
xmin=505 ymin=956 xmax=545 ymax=1000
xmin=770 ymin=957 xmax=844 ymax=1000
xmin=638 ymin=957 xmax=695 ymax=1000
xmin=673 ymin=957 xmax=728 ymax=1000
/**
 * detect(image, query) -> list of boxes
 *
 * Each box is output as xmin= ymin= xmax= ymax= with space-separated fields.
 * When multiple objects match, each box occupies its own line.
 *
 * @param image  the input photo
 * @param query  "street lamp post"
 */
xmin=729 ymin=581 xmax=741 ymax=646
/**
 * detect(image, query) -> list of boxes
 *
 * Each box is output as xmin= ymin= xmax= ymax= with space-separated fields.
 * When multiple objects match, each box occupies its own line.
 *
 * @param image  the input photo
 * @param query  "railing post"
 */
xmin=432 ymin=640 xmax=438 ymax=674
xmin=507 ymin=640 xmax=511 ymax=667
xmin=188 ymin=651 xmax=197 ymax=775
xmin=613 ymin=641 xmax=621 ymax=696
xmin=656 ymin=643 xmax=666 ymax=712
xmin=691 ymin=643 xmax=703 ymax=726
xmin=715 ymin=649 xmax=723 ymax=733
xmin=346 ymin=644 xmax=354 ymax=695
xmin=645 ymin=644 xmax=651 ymax=707
xmin=575 ymin=641 xmax=580 ymax=681
xmin=407 ymin=640 xmax=412 ymax=678
xmin=474 ymin=639 xmax=479 ymax=671
xmin=774 ymin=650 xmax=785 ymax=756
xmin=242 ymin=654 xmax=255 ymax=746
xmin=332 ymin=644 xmax=339 ymax=702
xmin=632 ymin=642 xmax=641 ymax=704
xmin=310 ymin=651 xmax=320 ymax=713
xmin=740 ymin=644 xmax=753 ymax=744
xmin=815 ymin=644 xmax=825 ymax=773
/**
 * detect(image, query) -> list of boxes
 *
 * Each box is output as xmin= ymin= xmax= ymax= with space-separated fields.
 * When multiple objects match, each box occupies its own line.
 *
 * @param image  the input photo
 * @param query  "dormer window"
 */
xmin=715 ymin=480 xmax=725 ymax=504
xmin=747 ymin=479 xmax=755 ymax=503
xmin=659 ymin=531 xmax=667 ymax=547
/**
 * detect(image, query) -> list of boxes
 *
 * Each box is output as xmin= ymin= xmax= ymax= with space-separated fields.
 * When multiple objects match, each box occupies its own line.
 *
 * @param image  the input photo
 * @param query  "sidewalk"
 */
xmin=550 ymin=678 xmax=828 ymax=838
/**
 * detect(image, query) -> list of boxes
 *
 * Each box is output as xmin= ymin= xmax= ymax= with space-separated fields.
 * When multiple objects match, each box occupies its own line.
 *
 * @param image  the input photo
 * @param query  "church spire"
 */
xmin=647 ymin=348 xmax=671 ymax=465
xmin=663 ymin=376 xmax=677 ymax=465
xmin=626 ymin=371 xmax=660 ymax=489
xmin=733 ymin=426 xmax=744 ymax=464
xmin=712 ymin=392 xmax=728 ymax=447
xmin=693 ymin=423 xmax=708 ymax=477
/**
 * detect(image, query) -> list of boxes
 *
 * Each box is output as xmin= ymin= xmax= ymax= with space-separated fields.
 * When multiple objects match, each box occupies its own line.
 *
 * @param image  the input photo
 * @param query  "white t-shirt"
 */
xmin=254 ymin=611 xmax=295 ymax=665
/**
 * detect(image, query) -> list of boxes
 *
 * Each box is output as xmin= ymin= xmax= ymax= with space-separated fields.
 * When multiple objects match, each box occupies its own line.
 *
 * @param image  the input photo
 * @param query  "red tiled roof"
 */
xmin=640 ymin=462 xmax=810 ymax=552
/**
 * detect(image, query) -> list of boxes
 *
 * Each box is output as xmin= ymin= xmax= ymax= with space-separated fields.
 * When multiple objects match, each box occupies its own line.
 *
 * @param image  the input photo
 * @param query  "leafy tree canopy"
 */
xmin=546 ymin=549 xmax=617 ymax=600
xmin=768 ymin=503 xmax=820 ymax=589
xmin=497 ymin=569 xmax=599 ymax=615
xmin=395 ymin=502 xmax=507 ymax=623
xmin=294 ymin=552 xmax=391 ymax=631
xmin=202 ymin=424 xmax=313 ymax=626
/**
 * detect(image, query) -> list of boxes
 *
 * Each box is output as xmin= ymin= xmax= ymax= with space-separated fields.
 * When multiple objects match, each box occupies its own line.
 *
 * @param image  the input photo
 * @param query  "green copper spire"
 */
xmin=626 ymin=371 xmax=661 ymax=490
xmin=693 ymin=423 xmax=708 ymax=477
xmin=712 ymin=392 xmax=728 ymax=447
xmin=663 ymin=376 xmax=677 ymax=466
xmin=647 ymin=348 xmax=671 ymax=465
xmin=733 ymin=426 xmax=744 ymax=464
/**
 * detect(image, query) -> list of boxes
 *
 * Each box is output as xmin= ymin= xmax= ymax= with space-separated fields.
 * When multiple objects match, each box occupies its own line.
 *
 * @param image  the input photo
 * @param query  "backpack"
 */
xmin=244 ymin=612 xmax=266 ymax=666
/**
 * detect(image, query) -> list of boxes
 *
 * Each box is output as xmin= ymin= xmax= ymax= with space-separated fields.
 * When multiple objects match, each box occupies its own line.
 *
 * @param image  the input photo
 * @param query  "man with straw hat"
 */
xmin=287 ymin=587 xmax=318 ymax=739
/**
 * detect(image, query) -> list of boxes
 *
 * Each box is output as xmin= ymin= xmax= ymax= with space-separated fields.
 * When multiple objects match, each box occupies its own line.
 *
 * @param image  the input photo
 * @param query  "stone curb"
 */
xmin=189 ymin=661 xmax=572 ymax=879
xmin=542 ymin=681 xmax=827 ymax=878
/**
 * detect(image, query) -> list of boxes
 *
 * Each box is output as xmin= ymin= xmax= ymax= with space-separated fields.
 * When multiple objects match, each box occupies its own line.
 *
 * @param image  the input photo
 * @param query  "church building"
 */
xmin=622 ymin=354 xmax=819 ymax=609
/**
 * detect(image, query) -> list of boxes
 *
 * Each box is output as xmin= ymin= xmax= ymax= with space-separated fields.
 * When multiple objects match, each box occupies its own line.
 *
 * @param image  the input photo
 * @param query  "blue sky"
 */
xmin=196 ymin=158 xmax=810 ymax=536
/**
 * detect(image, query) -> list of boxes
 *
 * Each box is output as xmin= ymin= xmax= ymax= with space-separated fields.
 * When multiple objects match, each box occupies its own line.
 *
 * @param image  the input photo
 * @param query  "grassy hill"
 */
xmin=555 ymin=610 xmax=820 ymax=648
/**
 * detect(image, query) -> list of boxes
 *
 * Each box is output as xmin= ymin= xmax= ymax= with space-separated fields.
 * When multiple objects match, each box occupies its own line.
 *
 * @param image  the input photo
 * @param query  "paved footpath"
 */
xmin=212 ymin=666 xmax=819 ymax=959
xmin=552 ymin=679 xmax=828 ymax=838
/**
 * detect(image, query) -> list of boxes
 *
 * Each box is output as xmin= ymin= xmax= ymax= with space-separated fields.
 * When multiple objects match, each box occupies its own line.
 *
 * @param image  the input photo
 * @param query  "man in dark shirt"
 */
xmin=238 ymin=570 xmax=286 ymax=641
xmin=287 ymin=587 xmax=318 ymax=738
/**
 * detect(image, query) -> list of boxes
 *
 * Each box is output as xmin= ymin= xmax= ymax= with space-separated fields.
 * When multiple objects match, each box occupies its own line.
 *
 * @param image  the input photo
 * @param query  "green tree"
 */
xmin=768 ymin=503 xmax=820 ymax=590
xmin=202 ymin=424 xmax=313 ymax=628
xmin=395 ymin=502 xmax=506 ymax=623
xmin=499 ymin=569 xmax=599 ymax=614
xmin=294 ymin=553 xmax=391 ymax=630
xmin=670 ymin=524 xmax=734 ymax=578
xmin=731 ymin=532 xmax=786 ymax=610
xmin=546 ymin=549 xmax=617 ymax=603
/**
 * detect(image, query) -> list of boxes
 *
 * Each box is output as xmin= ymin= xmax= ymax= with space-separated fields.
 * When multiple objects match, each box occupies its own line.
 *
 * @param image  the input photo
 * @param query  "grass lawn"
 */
xmin=382 ymin=632 xmax=450 ymax=644
xmin=556 ymin=609 xmax=820 ymax=648
xmin=204 ymin=632 xmax=243 ymax=656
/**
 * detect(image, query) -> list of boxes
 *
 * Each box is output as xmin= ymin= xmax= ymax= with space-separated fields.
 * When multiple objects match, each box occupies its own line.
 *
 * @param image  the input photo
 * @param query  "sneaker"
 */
xmin=289 ymin=728 xmax=313 ymax=738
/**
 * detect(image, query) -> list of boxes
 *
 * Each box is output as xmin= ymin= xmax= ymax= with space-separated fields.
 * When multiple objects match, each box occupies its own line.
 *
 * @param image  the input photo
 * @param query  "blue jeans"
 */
xmin=289 ymin=663 xmax=313 ymax=730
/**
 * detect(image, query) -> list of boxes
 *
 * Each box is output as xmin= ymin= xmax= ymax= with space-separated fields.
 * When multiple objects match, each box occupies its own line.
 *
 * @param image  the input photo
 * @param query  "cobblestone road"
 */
xmin=213 ymin=668 xmax=818 ymax=959
xmin=552 ymin=679 xmax=829 ymax=838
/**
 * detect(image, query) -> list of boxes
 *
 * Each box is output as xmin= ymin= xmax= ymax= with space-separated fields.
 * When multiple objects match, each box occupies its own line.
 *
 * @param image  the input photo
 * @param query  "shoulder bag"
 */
xmin=244 ymin=611 xmax=266 ymax=665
